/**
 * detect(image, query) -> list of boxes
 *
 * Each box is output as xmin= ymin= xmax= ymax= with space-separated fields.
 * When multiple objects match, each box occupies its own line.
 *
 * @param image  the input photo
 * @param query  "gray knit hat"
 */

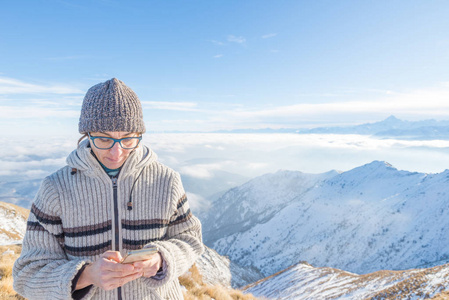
xmin=78 ymin=78 xmax=146 ymax=134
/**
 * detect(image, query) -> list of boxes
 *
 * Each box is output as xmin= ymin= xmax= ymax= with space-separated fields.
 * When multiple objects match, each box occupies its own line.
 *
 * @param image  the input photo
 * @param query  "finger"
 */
xmin=138 ymin=263 xmax=159 ymax=278
xmin=104 ymin=262 xmax=137 ymax=276
xmin=107 ymin=270 xmax=143 ymax=289
xmin=142 ymin=270 xmax=157 ymax=278
xmin=100 ymin=256 xmax=133 ymax=271
xmin=133 ymin=253 xmax=160 ymax=269
xmin=101 ymin=251 xmax=123 ymax=263
xmin=99 ymin=269 xmax=142 ymax=288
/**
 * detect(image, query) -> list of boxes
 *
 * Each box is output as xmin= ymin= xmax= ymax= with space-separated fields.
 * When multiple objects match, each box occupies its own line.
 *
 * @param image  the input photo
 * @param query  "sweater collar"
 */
xmin=66 ymin=139 xmax=157 ymax=178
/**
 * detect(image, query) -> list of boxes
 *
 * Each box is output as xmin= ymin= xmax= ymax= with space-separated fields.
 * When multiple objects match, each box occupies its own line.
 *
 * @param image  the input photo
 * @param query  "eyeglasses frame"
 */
xmin=87 ymin=133 xmax=142 ymax=150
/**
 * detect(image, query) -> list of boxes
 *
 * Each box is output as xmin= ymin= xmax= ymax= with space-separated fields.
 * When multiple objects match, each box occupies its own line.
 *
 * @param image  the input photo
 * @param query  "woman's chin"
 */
xmin=104 ymin=160 xmax=123 ymax=170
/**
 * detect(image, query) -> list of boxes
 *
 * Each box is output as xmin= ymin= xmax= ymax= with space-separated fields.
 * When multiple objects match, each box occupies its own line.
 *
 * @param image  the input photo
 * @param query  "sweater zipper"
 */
xmin=112 ymin=177 xmax=123 ymax=300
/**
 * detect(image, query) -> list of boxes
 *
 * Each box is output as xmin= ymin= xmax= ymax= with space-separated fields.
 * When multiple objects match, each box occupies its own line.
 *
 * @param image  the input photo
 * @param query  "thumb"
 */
xmin=101 ymin=250 xmax=123 ymax=263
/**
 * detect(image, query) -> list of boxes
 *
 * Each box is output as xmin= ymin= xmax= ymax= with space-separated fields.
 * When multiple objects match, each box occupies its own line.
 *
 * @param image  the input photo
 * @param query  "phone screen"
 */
xmin=121 ymin=247 xmax=158 ymax=264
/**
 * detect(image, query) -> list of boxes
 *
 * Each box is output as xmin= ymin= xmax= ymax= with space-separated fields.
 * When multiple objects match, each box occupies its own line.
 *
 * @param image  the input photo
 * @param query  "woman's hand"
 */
xmin=132 ymin=252 xmax=163 ymax=278
xmin=76 ymin=251 xmax=143 ymax=291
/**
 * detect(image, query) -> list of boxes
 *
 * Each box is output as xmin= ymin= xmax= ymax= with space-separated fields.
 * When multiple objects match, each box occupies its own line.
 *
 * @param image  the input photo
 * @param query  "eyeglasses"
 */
xmin=88 ymin=133 xmax=142 ymax=150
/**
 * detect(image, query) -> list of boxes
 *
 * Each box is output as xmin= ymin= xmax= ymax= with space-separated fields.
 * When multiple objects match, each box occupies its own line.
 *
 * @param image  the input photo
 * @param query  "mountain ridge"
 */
xmin=211 ymin=116 xmax=449 ymax=140
xmin=244 ymin=260 xmax=449 ymax=299
xmin=202 ymin=160 xmax=449 ymax=284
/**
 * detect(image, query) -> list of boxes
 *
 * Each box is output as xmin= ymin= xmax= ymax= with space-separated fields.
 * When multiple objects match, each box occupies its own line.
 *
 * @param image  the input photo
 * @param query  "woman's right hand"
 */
xmin=76 ymin=250 xmax=143 ymax=291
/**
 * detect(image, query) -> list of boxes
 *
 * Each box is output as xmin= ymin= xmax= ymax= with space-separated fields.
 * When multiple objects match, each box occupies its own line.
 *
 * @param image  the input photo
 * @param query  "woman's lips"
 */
xmin=106 ymin=157 xmax=121 ymax=163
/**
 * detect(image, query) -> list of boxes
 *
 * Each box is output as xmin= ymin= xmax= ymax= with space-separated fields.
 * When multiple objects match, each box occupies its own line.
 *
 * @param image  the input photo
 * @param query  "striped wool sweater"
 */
xmin=13 ymin=140 xmax=204 ymax=300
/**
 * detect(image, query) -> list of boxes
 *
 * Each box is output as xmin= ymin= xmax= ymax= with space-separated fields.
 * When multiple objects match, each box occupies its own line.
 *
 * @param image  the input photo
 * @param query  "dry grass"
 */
xmin=180 ymin=264 xmax=258 ymax=300
xmin=1 ymin=244 xmax=257 ymax=300
xmin=432 ymin=291 xmax=449 ymax=299
xmin=184 ymin=284 xmax=257 ymax=300
xmin=0 ymin=245 xmax=25 ymax=300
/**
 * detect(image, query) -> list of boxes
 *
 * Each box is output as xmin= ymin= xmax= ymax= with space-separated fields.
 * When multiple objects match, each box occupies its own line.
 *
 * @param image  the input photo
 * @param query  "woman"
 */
xmin=13 ymin=78 xmax=204 ymax=300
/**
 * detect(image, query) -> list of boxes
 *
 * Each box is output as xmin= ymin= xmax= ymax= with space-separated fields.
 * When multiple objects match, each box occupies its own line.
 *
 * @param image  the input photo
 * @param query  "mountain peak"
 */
xmin=384 ymin=115 xmax=401 ymax=122
xmin=341 ymin=161 xmax=397 ymax=177
xmin=377 ymin=115 xmax=404 ymax=127
xmin=365 ymin=160 xmax=394 ymax=169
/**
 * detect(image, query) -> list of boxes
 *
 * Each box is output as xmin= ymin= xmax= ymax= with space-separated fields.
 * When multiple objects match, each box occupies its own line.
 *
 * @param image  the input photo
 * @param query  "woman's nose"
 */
xmin=109 ymin=141 xmax=123 ymax=157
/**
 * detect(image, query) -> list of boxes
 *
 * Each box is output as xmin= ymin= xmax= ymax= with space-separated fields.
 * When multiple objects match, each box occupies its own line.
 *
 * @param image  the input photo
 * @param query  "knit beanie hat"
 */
xmin=78 ymin=78 xmax=146 ymax=134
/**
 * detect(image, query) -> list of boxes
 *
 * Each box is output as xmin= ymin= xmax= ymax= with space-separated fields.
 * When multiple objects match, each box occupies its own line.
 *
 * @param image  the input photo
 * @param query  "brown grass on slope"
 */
xmin=180 ymin=263 xmax=258 ymax=300
xmin=433 ymin=291 xmax=449 ymax=299
xmin=0 ymin=245 xmax=25 ymax=300
xmin=0 ymin=203 xmax=30 ymax=220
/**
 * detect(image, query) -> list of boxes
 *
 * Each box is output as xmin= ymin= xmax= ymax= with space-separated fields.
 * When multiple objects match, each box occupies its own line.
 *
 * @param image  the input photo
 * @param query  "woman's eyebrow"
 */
xmin=97 ymin=132 xmax=133 ymax=137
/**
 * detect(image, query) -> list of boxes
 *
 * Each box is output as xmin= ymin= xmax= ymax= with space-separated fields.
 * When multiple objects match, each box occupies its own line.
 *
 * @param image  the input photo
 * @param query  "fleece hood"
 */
xmin=66 ymin=138 xmax=157 ymax=178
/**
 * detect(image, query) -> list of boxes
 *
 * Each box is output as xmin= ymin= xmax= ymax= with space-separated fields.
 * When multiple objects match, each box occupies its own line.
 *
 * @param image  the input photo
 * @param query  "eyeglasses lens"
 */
xmin=93 ymin=137 xmax=140 ymax=149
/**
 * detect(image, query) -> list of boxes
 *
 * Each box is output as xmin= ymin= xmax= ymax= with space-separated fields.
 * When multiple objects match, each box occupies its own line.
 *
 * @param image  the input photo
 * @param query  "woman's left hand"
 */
xmin=133 ymin=252 xmax=163 ymax=278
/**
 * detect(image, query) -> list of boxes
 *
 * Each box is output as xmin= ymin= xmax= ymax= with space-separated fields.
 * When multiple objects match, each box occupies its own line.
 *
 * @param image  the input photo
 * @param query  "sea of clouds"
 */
xmin=1 ymin=133 xmax=449 ymax=212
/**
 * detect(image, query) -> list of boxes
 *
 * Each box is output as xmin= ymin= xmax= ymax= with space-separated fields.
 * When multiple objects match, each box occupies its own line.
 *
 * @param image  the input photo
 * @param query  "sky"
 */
xmin=1 ymin=0 xmax=449 ymax=135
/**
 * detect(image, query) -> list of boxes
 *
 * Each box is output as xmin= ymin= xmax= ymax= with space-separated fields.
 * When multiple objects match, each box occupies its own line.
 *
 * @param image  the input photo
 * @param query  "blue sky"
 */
xmin=1 ymin=0 xmax=449 ymax=135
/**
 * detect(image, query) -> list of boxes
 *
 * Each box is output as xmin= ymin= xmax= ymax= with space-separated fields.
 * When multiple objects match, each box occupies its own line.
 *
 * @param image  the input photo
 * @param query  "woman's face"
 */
xmin=89 ymin=131 xmax=140 ymax=169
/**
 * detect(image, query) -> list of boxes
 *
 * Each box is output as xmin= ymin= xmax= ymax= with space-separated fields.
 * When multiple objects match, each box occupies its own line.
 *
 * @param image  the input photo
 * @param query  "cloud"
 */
xmin=214 ymin=83 xmax=449 ymax=126
xmin=179 ymin=166 xmax=213 ymax=179
xmin=149 ymin=82 xmax=449 ymax=132
xmin=137 ymin=82 xmax=449 ymax=133
xmin=145 ymin=132 xmax=449 ymax=177
xmin=0 ymin=106 xmax=79 ymax=119
xmin=227 ymin=35 xmax=246 ymax=44
xmin=186 ymin=192 xmax=211 ymax=214
xmin=141 ymin=101 xmax=199 ymax=111
xmin=0 ymin=77 xmax=83 ymax=95
xmin=213 ymin=54 xmax=223 ymax=58
xmin=210 ymin=40 xmax=225 ymax=46
xmin=179 ymin=162 xmax=232 ymax=179
xmin=2 ymin=132 xmax=449 ymax=213
xmin=262 ymin=33 xmax=277 ymax=39
xmin=0 ymin=136 xmax=75 ymax=181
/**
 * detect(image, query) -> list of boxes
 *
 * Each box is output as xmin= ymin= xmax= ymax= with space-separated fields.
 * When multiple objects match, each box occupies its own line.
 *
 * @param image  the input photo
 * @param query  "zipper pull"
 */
xmin=111 ymin=177 xmax=118 ymax=188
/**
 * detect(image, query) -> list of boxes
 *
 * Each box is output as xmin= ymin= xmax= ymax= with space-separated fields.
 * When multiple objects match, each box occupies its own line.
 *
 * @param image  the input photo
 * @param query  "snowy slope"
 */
xmin=0 ymin=201 xmax=29 ymax=245
xmin=203 ymin=161 xmax=449 ymax=282
xmin=195 ymin=246 xmax=262 ymax=288
xmin=202 ymin=169 xmax=338 ymax=246
xmin=244 ymin=261 xmax=449 ymax=299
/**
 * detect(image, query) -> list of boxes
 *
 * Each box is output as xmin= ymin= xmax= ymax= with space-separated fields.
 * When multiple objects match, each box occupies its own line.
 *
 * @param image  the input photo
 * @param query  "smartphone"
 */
xmin=121 ymin=246 xmax=158 ymax=264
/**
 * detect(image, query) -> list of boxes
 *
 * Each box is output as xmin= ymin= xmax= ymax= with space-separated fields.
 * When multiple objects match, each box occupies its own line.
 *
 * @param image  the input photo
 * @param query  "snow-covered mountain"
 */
xmin=202 ymin=169 xmax=339 ymax=246
xmin=244 ymin=261 xmax=449 ymax=299
xmin=202 ymin=161 xmax=449 ymax=284
xmin=0 ymin=201 xmax=29 ymax=245
xmin=195 ymin=246 xmax=262 ymax=288
xmin=298 ymin=115 xmax=449 ymax=139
